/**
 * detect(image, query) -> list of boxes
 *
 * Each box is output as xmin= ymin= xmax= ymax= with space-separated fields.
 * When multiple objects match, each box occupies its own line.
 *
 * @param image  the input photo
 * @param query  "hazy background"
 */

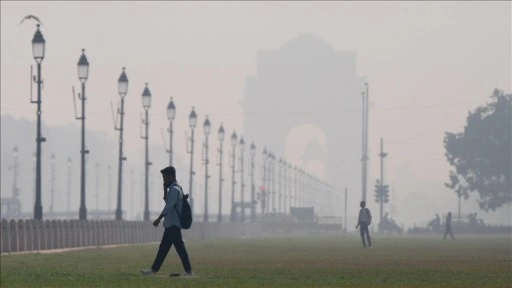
xmin=1 ymin=1 xmax=511 ymax=228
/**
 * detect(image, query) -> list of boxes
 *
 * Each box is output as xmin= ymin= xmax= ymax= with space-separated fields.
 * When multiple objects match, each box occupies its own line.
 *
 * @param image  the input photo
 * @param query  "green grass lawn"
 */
xmin=1 ymin=235 xmax=511 ymax=287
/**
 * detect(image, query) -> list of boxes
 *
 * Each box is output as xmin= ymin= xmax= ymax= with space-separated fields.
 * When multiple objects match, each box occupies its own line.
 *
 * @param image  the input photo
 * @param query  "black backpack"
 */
xmin=172 ymin=185 xmax=192 ymax=229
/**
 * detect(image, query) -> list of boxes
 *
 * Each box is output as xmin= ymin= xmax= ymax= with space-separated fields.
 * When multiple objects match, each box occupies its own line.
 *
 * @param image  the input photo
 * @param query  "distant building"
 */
xmin=243 ymin=33 xmax=365 ymax=214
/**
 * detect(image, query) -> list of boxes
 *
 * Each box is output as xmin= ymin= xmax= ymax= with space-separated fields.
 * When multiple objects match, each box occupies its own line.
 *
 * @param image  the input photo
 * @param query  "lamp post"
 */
xmin=203 ymin=116 xmax=211 ymax=223
xmin=115 ymin=67 xmax=128 ymax=220
xmin=278 ymin=158 xmax=283 ymax=214
xmin=283 ymin=160 xmax=288 ymax=214
xmin=239 ymin=136 xmax=245 ymax=222
xmin=270 ymin=153 xmax=276 ymax=213
xmin=229 ymin=130 xmax=238 ymax=222
xmin=288 ymin=163 xmax=292 ymax=210
xmin=141 ymin=83 xmax=152 ymax=221
xmin=77 ymin=49 xmax=90 ymax=221
xmin=261 ymin=148 xmax=268 ymax=215
xmin=250 ymin=142 xmax=256 ymax=222
xmin=31 ymin=24 xmax=45 ymax=220
xmin=217 ymin=123 xmax=225 ymax=222
xmin=294 ymin=166 xmax=299 ymax=207
xmin=187 ymin=107 xmax=198 ymax=213
xmin=167 ymin=97 xmax=176 ymax=165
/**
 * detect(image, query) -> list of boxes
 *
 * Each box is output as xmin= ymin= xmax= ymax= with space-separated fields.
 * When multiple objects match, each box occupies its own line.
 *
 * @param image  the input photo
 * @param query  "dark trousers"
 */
xmin=359 ymin=222 xmax=372 ymax=248
xmin=151 ymin=226 xmax=192 ymax=273
xmin=444 ymin=225 xmax=455 ymax=239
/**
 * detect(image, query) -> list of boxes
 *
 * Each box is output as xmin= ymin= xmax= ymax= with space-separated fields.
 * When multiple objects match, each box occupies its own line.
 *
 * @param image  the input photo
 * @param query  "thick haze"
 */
xmin=1 ymin=2 xmax=511 ymax=227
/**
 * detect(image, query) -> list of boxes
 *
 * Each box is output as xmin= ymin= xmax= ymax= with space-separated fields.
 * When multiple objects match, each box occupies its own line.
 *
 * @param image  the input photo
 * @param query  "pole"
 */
xmin=271 ymin=157 xmax=275 ymax=213
xmin=344 ymin=187 xmax=347 ymax=233
xmin=261 ymin=154 xmax=266 ymax=215
xmin=379 ymin=138 xmax=387 ymax=225
xmin=458 ymin=195 xmax=461 ymax=225
xmin=115 ymin=98 xmax=125 ymax=220
xmin=79 ymin=82 xmax=87 ymax=221
xmin=169 ymin=120 xmax=173 ymax=165
xmin=189 ymin=128 xmax=195 ymax=214
xmin=240 ymin=151 xmax=245 ymax=222
xmin=218 ymin=142 xmax=224 ymax=222
xmin=250 ymin=153 xmax=256 ymax=222
xmin=230 ymin=146 xmax=236 ymax=222
xmin=34 ymin=62 xmax=43 ymax=220
xmin=204 ymin=135 xmax=209 ymax=222
xmin=278 ymin=161 xmax=282 ymax=214
xmin=283 ymin=163 xmax=287 ymax=214
xmin=144 ymin=109 xmax=150 ymax=221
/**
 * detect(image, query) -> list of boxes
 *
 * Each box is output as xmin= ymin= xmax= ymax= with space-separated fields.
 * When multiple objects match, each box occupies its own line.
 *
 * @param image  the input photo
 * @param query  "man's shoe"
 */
xmin=183 ymin=271 xmax=194 ymax=277
xmin=140 ymin=269 xmax=156 ymax=276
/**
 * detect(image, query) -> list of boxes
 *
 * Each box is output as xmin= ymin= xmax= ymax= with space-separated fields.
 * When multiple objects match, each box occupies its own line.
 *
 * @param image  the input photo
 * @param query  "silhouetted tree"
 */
xmin=444 ymin=89 xmax=512 ymax=211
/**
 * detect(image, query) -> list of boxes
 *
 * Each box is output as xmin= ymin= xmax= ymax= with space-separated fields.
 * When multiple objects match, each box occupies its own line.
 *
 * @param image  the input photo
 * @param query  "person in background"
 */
xmin=356 ymin=201 xmax=372 ymax=248
xmin=444 ymin=211 xmax=455 ymax=240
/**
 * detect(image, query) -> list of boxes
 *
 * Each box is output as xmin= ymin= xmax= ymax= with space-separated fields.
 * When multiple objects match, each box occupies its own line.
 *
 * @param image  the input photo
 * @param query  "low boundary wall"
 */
xmin=0 ymin=219 xmax=342 ymax=254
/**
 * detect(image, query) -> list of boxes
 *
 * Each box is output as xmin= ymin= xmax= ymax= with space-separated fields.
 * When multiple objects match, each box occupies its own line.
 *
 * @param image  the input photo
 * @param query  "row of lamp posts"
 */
xmin=27 ymin=24 xmax=332 ymax=222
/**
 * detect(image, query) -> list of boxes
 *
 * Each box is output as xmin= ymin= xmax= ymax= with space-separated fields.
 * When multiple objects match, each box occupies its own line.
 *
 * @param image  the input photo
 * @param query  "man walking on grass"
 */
xmin=356 ymin=201 xmax=372 ymax=248
xmin=444 ymin=211 xmax=455 ymax=240
xmin=140 ymin=166 xmax=193 ymax=277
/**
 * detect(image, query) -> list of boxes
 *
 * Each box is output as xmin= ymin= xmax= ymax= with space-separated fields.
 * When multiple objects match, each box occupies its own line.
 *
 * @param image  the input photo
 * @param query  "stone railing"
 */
xmin=1 ymin=219 xmax=342 ymax=254
xmin=0 ymin=219 xmax=162 ymax=254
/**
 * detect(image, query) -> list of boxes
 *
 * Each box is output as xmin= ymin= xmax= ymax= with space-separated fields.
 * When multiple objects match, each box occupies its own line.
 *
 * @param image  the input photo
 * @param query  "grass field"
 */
xmin=1 ymin=235 xmax=511 ymax=287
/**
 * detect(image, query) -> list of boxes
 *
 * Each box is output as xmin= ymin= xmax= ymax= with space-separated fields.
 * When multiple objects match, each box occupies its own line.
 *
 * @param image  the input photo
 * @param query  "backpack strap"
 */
xmin=170 ymin=184 xmax=183 ymax=217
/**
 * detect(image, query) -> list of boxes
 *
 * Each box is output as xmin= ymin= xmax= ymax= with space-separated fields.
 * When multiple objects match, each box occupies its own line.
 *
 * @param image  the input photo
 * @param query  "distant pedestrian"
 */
xmin=356 ymin=201 xmax=372 ymax=248
xmin=140 ymin=166 xmax=194 ymax=276
xmin=443 ymin=212 xmax=455 ymax=240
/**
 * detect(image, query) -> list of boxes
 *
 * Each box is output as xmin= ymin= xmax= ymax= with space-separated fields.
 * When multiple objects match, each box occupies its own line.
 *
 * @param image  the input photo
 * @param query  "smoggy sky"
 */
xmin=1 ymin=1 xmax=511 ymax=222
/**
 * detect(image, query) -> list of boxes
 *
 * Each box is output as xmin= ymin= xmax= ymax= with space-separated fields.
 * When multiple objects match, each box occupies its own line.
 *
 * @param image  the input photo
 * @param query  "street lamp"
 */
xmin=141 ymin=83 xmax=152 ymax=221
xmin=115 ymin=67 xmax=128 ymax=220
xmin=187 ymin=107 xmax=198 ymax=213
xmin=250 ymin=142 xmax=256 ymax=222
xmin=230 ymin=130 xmax=238 ymax=222
xmin=77 ymin=49 xmax=90 ymax=221
xmin=278 ymin=158 xmax=283 ymax=214
xmin=217 ymin=123 xmax=225 ymax=222
xmin=167 ymin=97 xmax=176 ymax=165
xmin=31 ymin=24 xmax=45 ymax=220
xmin=239 ymin=136 xmax=245 ymax=222
xmin=269 ymin=152 xmax=275 ymax=213
xmin=203 ymin=116 xmax=211 ymax=223
xmin=288 ymin=163 xmax=292 ymax=210
xmin=261 ymin=148 xmax=268 ymax=215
